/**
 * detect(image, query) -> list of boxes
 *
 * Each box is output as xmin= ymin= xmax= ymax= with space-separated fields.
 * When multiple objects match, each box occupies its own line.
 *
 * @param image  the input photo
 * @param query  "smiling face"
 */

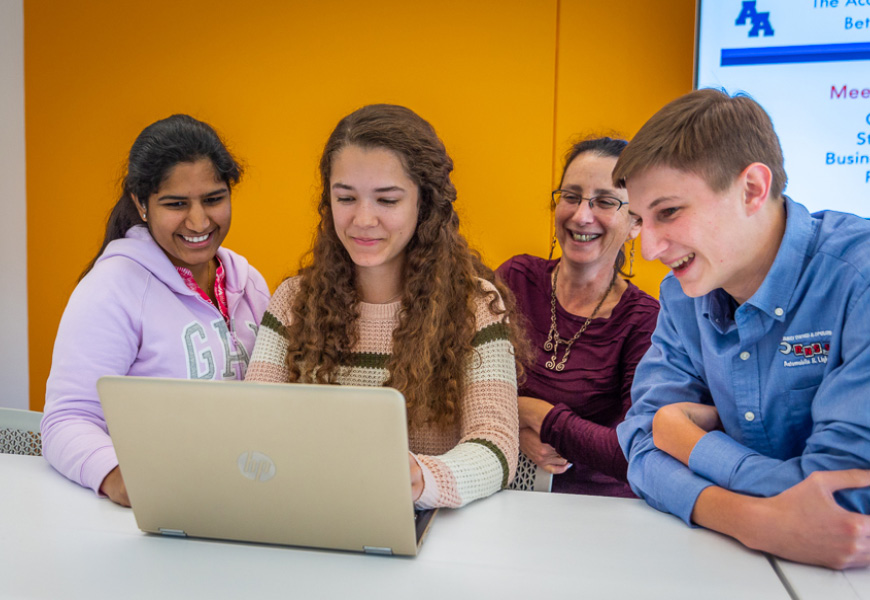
xmin=555 ymin=152 xmax=639 ymax=274
xmin=133 ymin=158 xmax=230 ymax=283
xmin=330 ymin=145 xmax=420 ymax=282
xmin=626 ymin=164 xmax=768 ymax=303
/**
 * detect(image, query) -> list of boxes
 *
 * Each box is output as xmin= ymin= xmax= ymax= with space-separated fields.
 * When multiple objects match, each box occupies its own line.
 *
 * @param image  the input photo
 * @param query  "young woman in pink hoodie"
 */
xmin=42 ymin=115 xmax=271 ymax=506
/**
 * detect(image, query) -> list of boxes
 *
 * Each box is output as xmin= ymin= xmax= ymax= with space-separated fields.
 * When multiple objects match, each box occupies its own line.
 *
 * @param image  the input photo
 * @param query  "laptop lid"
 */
xmin=97 ymin=376 xmax=432 ymax=556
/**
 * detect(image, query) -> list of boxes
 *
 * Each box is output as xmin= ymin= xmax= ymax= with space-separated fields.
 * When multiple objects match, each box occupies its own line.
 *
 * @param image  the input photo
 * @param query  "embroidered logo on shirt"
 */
xmin=779 ymin=330 xmax=832 ymax=367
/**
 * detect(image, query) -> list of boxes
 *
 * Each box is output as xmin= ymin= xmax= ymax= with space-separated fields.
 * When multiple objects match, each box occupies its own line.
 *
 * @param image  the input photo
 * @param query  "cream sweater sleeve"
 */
xmin=413 ymin=282 xmax=519 ymax=508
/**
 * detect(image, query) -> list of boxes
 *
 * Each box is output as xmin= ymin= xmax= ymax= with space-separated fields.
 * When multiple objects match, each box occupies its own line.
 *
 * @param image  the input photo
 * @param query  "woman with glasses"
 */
xmin=497 ymin=137 xmax=659 ymax=497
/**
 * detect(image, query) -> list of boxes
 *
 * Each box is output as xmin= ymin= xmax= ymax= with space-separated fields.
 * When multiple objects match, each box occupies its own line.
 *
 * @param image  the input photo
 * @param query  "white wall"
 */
xmin=0 ymin=0 xmax=29 ymax=410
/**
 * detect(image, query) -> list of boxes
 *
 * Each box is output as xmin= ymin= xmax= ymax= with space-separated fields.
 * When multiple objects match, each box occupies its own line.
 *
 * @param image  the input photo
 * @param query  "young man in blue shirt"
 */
xmin=615 ymin=88 xmax=870 ymax=569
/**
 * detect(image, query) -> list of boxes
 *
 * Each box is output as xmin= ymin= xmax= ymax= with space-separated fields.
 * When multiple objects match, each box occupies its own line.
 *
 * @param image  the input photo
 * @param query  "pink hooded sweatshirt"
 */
xmin=42 ymin=225 xmax=271 ymax=494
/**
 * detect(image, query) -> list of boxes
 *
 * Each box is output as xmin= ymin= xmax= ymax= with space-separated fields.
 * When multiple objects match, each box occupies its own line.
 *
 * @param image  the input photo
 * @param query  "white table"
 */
xmin=773 ymin=559 xmax=870 ymax=599
xmin=1 ymin=454 xmax=790 ymax=599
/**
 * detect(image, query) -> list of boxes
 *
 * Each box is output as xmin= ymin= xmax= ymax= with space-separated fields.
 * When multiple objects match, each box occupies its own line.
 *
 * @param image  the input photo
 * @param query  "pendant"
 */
xmin=543 ymin=340 xmax=554 ymax=351
xmin=545 ymin=352 xmax=569 ymax=372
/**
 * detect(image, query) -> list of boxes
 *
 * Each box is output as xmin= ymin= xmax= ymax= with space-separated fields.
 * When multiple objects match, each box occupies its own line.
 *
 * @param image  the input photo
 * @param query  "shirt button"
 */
xmin=740 ymin=351 xmax=750 ymax=360
xmin=774 ymin=307 xmax=784 ymax=316
xmin=745 ymin=411 xmax=756 ymax=422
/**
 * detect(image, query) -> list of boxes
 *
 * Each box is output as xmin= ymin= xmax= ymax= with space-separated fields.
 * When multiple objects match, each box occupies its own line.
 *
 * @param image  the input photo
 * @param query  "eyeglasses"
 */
xmin=551 ymin=190 xmax=627 ymax=212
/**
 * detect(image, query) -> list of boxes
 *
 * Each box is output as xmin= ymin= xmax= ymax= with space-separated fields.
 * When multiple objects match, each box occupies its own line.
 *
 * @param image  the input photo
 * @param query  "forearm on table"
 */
xmin=43 ymin=423 xmax=118 ymax=493
xmin=415 ymin=441 xmax=507 ymax=508
xmin=41 ymin=394 xmax=120 ymax=493
xmin=690 ymin=486 xmax=766 ymax=550
xmin=541 ymin=404 xmax=628 ymax=481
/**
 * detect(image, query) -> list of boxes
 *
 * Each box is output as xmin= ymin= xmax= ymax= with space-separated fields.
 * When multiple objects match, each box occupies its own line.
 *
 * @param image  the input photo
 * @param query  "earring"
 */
xmin=628 ymin=239 xmax=636 ymax=277
xmin=548 ymin=235 xmax=557 ymax=261
xmin=141 ymin=210 xmax=147 ymax=222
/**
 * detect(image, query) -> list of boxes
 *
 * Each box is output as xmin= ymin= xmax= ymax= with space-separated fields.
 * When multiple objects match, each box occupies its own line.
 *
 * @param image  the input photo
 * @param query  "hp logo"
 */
xmin=237 ymin=451 xmax=276 ymax=482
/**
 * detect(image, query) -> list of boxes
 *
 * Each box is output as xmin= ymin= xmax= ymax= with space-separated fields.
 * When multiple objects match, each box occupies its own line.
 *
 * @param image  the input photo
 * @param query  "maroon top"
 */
xmin=498 ymin=255 xmax=660 ymax=497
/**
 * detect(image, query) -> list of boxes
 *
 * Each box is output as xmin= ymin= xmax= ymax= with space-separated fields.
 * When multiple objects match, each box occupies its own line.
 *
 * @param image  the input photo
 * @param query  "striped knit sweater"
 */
xmin=246 ymin=276 xmax=519 ymax=509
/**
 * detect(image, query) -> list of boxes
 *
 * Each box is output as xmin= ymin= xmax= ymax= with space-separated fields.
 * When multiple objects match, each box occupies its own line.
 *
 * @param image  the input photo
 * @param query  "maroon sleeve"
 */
xmin=540 ymin=402 xmax=630 ymax=481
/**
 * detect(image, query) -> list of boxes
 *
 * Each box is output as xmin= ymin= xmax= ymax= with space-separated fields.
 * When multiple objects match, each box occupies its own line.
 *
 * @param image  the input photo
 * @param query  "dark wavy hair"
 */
xmin=285 ymin=104 xmax=526 ymax=427
xmin=559 ymin=135 xmax=633 ymax=277
xmin=80 ymin=114 xmax=242 ymax=280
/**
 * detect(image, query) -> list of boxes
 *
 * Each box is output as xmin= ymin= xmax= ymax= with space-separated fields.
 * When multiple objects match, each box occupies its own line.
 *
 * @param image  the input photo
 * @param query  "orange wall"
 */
xmin=553 ymin=0 xmax=696 ymax=292
xmin=24 ymin=0 xmax=695 ymax=410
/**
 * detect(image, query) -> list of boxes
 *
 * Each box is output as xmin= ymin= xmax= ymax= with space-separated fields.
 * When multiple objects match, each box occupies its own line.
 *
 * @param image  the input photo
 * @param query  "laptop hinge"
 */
xmin=363 ymin=546 xmax=393 ymax=555
xmin=158 ymin=528 xmax=188 ymax=537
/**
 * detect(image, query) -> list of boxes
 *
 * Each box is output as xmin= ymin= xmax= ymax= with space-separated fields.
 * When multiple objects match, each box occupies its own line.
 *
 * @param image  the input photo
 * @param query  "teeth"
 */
xmin=571 ymin=232 xmax=600 ymax=242
xmin=183 ymin=233 xmax=209 ymax=243
xmin=668 ymin=253 xmax=695 ymax=269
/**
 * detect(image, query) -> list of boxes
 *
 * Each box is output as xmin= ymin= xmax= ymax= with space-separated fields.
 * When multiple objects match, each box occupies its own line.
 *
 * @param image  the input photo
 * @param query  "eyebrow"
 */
xmin=331 ymin=183 xmax=406 ymax=193
xmin=647 ymin=196 xmax=678 ymax=210
xmin=562 ymin=184 xmax=619 ymax=196
xmin=157 ymin=187 xmax=228 ymax=201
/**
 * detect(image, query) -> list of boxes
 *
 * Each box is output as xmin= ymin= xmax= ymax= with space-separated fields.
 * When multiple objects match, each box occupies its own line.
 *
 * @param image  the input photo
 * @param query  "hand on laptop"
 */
xmin=100 ymin=466 xmax=131 ymax=507
xmin=409 ymin=453 xmax=424 ymax=501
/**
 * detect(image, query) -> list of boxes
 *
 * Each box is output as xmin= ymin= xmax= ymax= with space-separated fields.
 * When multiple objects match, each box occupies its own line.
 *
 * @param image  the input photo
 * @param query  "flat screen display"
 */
xmin=695 ymin=0 xmax=870 ymax=216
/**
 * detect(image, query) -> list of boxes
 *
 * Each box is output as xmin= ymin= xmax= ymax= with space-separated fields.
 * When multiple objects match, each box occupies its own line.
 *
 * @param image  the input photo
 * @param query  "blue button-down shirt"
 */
xmin=617 ymin=198 xmax=870 ymax=524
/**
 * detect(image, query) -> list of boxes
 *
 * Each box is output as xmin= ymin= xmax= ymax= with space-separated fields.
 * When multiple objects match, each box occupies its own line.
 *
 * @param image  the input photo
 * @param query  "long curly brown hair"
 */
xmin=284 ymin=104 xmax=526 ymax=427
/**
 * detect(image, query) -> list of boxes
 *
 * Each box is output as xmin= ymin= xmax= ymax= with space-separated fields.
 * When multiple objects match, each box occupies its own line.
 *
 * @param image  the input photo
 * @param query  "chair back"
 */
xmin=508 ymin=452 xmax=553 ymax=492
xmin=0 ymin=408 xmax=43 ymax=456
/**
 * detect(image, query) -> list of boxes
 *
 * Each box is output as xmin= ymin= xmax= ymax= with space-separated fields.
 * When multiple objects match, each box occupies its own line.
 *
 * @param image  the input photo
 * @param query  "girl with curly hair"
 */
xmin=246 ymin=104 xmax=522 ymax=508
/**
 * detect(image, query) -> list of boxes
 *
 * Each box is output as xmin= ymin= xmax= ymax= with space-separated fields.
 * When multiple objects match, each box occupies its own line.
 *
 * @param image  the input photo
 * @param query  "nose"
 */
xmin=352 ymin=199 xmax=378 ymax=228
xmin=639 ymin=223 xmax=666 ymax=261
xmin=567 ymin=199 xmax=596 ymax=225
xmin=186 ymin=201 xmax=210 ymax=232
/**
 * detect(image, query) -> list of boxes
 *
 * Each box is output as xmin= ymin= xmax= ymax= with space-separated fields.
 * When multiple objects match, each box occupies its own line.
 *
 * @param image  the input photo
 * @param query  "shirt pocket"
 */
xmin=781 ymin=384 xmax=818 ymax=458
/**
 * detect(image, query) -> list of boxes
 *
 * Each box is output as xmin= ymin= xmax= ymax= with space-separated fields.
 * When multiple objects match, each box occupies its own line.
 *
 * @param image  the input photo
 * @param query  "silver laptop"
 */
xmin=97 ymin=376 xmax=437 ymax=556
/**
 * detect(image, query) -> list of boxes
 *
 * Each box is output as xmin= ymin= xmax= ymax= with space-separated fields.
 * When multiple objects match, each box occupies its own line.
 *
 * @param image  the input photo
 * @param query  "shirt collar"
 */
xmin=745 ymin=197 xmax=817 ymax=320
xmin=702 ymin=289 xmax=737 ymax=333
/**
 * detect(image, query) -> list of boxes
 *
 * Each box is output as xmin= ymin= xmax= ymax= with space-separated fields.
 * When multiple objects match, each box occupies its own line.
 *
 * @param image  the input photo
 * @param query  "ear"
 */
xmin=740 ymin=163 xmax=772 ymax=217
xmin=130 ymin=195 xmax=147 ymax=221
xmin=626 ymin=213 xmax=642 ymax=241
